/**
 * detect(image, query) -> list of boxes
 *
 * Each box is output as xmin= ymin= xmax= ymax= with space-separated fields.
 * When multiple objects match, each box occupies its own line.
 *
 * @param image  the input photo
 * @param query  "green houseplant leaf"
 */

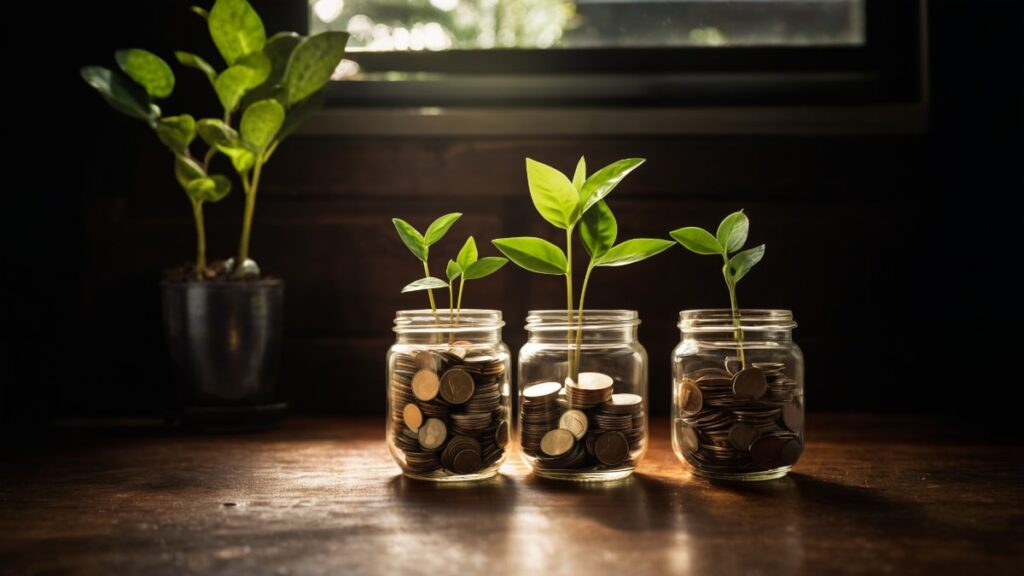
xmin=463 ymin=257 xmax=507 ymax=280
xmin=208 ymin=0 xmax=266 ymax=66
xmin=393 ymin=218 xmax=427 ymax=262
xmin=283 ymin=31 xmax=349 ymax=107
xmin=424 ymin=212 xmax=462 ymax=246
xmin=156 ymin=115 xmax=196 ymax=155
xmin=456 ymin=236 xmax=478 ymax=270
xmin=175 ymin=51 xmax=217 ymax=84
xmin=216 ymin=144 xmax=256 ymax=173
xmin=525 ymin=158 xmax=579 ymax=230
xmin=175 ymin=154 xmax=206 ymax=188
xmin=240 ymin=99 xmax=284 ymax=151
xmin=402 ymin=277 xmax=449 ymax=293
xmin=716 ymin=210 xmax=749 ymax=254
xmin=214 ymin=52 xmax=271 ymax=112
xmin=572 ymin=156 xmax=586 ymax=192
xmin=727 ymin=245 xmax=765 ymax=283
xmin=670 ymin=227 xmax=723 ymax=255
xmin=578 ymin=158 xmax=645 ymax=219
xmin=446 ymin=260 xmax=462 ymax=282
xmin=492 ymin=237 xmax=567 ymax=275
xmin=80 ymin=66 xmax=158 ymax=125
xmin=580 ymin=200 xmax=617 ymax=258
xmin=262 ymin=32 xmax=302 ymax=87
xmin=594 ymin=238 xmax=675 ymax=267
xmin=115 ymin=49 xmax=175 ymax=98
xmin=196 ymin=118 xmax=239 ymax=147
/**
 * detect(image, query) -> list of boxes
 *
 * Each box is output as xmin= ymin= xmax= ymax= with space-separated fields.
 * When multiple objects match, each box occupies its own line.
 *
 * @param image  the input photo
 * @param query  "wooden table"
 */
xmin=1 ymin=416 xmax=1021 ymax=575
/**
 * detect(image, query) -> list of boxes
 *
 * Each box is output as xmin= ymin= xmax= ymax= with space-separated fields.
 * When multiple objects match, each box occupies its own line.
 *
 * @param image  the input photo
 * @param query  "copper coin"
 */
xmin=750 ymin=435 xmax=784 ymax=468
xmin=779 ymin=438 xmax=803 ymax=466
xmin=439 ymin=369 xmax=475 ymax=404
xmin=452 ymin=449 xmax=482 ymax=474
xmin=414 ymin=351 xmax=438 ymax=372
xmin=402 ymin=403 xmax=423 ymax=431
xmin=728 ymin=422 xmax=761 ymax=451
xmin=417 ymin=418 xmax=447 ymax=450
xmin=411 ymin=369 xmax=441 ymax=401
xmin=540 ymin=429 xmax=575 ymax=457
xmin=732 ymin=368 xmax=768 ymax=400
xmin=782 ymin=403 xmax=804 ymax=432
xmin=679 ymin=378 xmax=703 ymax=416
xmin=594 ymin=431 xmax=629 ymax=466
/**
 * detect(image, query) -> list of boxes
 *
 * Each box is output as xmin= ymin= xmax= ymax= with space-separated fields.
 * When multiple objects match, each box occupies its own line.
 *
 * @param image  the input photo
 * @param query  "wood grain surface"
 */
xmin=1 ymin=415 xmax=1021 ymax=575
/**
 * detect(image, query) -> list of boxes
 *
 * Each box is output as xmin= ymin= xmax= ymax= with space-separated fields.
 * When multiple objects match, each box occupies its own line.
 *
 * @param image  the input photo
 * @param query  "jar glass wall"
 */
xmin=672 ymin=309 xmax=804 ymax=481
xmin=518 ymin=310 xmax=648 ymax=481
xmin=387 ymin=309 xmax=511 ymax=481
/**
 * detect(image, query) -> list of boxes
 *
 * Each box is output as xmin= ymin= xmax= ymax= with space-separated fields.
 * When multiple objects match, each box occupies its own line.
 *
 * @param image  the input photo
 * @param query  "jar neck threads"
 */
xmin=525 ymin=309 xmax=639 ymax=344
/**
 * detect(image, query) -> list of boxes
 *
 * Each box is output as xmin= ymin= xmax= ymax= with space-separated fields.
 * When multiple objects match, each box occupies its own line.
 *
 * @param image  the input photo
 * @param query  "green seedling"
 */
xmin=393 ymin=213 xmax=462 ymax=317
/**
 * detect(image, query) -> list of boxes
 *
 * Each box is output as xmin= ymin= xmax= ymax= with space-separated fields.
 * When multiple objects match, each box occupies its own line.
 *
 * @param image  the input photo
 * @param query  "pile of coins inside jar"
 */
xmin=520 ymin=372 xmax=645 ymax=471
xmin=391 ymin=346 xmax=509 ymax=477
xmin=674 ymin=357 xmax=803 ymax=475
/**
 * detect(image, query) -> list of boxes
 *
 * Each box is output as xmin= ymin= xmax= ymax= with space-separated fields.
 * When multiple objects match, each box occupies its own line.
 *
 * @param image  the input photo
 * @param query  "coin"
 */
xmin=594 ymin=431 xmax=629 ymax=465
xmin=676 ymin=421 xmax=699 ymax=453
xmin=495 ymin=420 xmax=509 ymax=448
xmin=559 ymin=409 xmax=589 ymax=439
xmin=679 ymin=378 xmax=703 ymax=416
xmin=728 ymin=422 xmax=761 ymax=451
xmin=571 ymin=372 xmax=614 ymax=390
xmin=749 ymin=435 xmax=783 ymax=468
xmin=453 ymin=448 xmax=483 ymax=474
xmin=540 ymin=429 xmax=576 ymax=457
xmin=403 ymin=403 xmax=423 ymax=431
xmin=412 ymin=369 xmax=441 ymax=401
xmin=523 ymin=381 xmax=563 ymax=399
xmin=439 ymin=369 xmax=475 ymax=404
xmin=782 ymin=403 xmax=804 ymax=432
xmin=606 ymin=393 xmax=643 ymax=413
xmin=779 ymin=438 xmax=803 ymax=466
xmin=414 ymin=350 xmax=439 ymax=372
xmin=732 ymin=368 xmax=768 ymax=400
xmin=418 ymin=417 xmax=447 ymax=450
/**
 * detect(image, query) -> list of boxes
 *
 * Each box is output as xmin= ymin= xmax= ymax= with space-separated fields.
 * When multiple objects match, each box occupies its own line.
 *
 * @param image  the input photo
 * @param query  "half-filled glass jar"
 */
xmin=518 ymin=310 xmax=648 ymax=481
xmin=387 ymin=309 xmax=511 ymax=481
xmin=672 ymin=309 xmax=804 ymax=481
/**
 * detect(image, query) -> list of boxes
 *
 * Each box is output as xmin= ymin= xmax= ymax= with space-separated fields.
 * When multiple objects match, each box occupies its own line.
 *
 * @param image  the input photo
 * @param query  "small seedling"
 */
xmin=670 ymin=210 xmax=765 ymax=368
xmin=393 ymin=213 xmax=462 ymax=318
xmin=493 ymin=156 xmax=674 ymax=379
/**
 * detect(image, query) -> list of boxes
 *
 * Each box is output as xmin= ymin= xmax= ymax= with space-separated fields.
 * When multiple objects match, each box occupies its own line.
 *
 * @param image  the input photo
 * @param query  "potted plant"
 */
xmin=493 ymin=156 xmax=674 ymax=480
xmin=80 ymin=0 xmax=349 ymax=429
xmin=670 ymin=211 xmax=805 ymax=480
xmin=387 ymin=214 xmax=512 ymax=481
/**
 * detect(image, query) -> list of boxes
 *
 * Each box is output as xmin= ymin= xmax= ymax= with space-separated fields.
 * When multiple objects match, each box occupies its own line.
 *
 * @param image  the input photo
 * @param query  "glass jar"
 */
xmin=386 ymin=309 xmax=512 ymax=481
xmin=672 ymin=309 xmax=804 ymax=481
xmin=518 ymin=310 xmax=648 ymax=481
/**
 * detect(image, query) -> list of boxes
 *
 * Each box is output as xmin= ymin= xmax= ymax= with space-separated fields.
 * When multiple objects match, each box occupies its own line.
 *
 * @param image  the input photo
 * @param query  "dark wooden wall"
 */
xmin=5 ymin=0 xmax=1021 ymax=424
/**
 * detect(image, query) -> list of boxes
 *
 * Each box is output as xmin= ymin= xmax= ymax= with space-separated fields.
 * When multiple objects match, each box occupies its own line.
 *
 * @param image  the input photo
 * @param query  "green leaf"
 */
xmin=424 ymin=212 xmax=462 ymax=246
xmin=572 ymin=156 xmax=586 ymax=193
xmin=205 ymin=174 xmax=232 ymax=202
xmin=670 ymin=227 xmax=723 ymax=255
xmin=156 ymin=115 xmax=196 ymax=155
xmin=402 ymin=277 xmax=449 ymax=293
xmin=717 ymin=210 xmax=749 ymax=254
xmin=185 ymin=176 xmax=217 ymax=202
xmin=457 ymin=236 xmax=478 ymax=270
xmin=446 ymin=260 xmax=462 ymax=282
xmin=393 ymin=218 xmax=427 ymax=262
xmin=727 ymin=245 xmax=765 ymax=283
xmin=595 ymin=238 xmax=675 ymax=267
xmin=175 ymin=51 xmax=217 ymax=84
xmin=262 ymin=32 xmax=302 ymax=88
xmin=115 ymin=49 xmax=175 ymax=99
xmin=578 ymin=158 xmax=645 ymax=218
xmin=525 ymin=158 xmax=579 ymax=230
xmin=463 ymin=257 xmax=507 ymax=280
xmin=580 ymin=200 xmax=617 ymax=258
xmin=492 ymin=237 xmax=567 ymax=275
xmin=216 ymin=144 xmax=256 ymax=173
xmin=213 ymin=52 xmax=270 ymax=112
xmin=191 ymin=6 xmax=209 ymax=19
xmin=196 ymin=118 xmax=239 ymax=148
xmin=80 ymin=66 xmax=158 ymax=124
xmin=208 ymin=0 xmax=266 ymax=66
xmin=284 ymin=31 xmax=349 ymax=107
xmin=174 ymin=154 xmax=206 ymax=189
xmin=240 ymin=99 xmax=284 ymax=151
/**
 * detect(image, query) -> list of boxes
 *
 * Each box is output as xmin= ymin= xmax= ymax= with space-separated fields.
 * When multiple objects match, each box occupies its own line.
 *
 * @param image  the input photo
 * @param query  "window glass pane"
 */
xmin=309 ymin=0 xmax=865 ymax=51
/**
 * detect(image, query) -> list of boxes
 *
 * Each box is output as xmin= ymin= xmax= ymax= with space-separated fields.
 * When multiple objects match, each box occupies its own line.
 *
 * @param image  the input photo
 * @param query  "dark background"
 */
xmin=4 ymin=0 xmax=1022 ymax=427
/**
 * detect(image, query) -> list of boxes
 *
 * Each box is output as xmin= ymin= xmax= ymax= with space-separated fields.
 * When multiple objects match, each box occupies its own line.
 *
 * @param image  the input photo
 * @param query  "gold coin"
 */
xmin=558 ymin=409 xmax=589 ymax=440
xmin=402 ymin=403 xmax=423 ymax=431
xmin=411 ymin=369 xmax=441 ymax=401
xmin=439 ymin=369 xmax=475 ymax=404
xmin=540 ymin=429 xmax=575 ymax=457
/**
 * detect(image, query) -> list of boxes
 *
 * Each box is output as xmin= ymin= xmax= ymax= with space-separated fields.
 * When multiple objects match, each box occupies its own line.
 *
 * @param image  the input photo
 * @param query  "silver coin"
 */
xmin=558 ymin=409 xmax=589 ymax=439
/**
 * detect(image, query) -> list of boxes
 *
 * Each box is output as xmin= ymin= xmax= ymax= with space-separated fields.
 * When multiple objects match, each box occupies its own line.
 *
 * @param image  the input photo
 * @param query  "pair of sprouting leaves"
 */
xmin=493 ymin=157 xmax=674 ymax=274
xmin=80 ymin=0 xmax=348 ymax=204
xmin=393 ymin=213 xmax=507 ymax=296
xmin=670 ymin=210 xmax=765 ymax=288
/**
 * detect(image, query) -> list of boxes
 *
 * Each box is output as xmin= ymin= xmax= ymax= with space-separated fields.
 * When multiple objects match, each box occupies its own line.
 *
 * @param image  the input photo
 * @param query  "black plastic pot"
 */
xmin=161 ymin=280 xmax=285 ymax=430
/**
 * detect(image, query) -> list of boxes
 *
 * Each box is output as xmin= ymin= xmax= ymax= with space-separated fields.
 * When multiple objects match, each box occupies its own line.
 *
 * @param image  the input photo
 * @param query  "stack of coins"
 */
xmin=390 ymin=347 xmax=509 ymax=478
xmin=675 ymin=355 xmax=804 ymax=475
xmin=521 ymin=372 xmax=646 ymax=472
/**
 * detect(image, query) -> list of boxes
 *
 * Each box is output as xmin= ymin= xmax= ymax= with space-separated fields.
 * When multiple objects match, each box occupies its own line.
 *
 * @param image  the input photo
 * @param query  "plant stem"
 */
xmin=202 ymin=147 xmax=216 ymax=171
xmin=234 ymin=159 xmax=263 ymax=277
xmin=726 ymin=277 xmax=747 ymax=370
xmin=455 ymin=276 xmax=466 ymax=323
xmin=422 ymin=260 xmax=439 ymax=322
xmin=565 ymin=227 xmax=575 ymax=381
xmin=573 ymin=262 xmax=595 ymax=380
xmin=191 ymin=198 xmax=207 ymax=275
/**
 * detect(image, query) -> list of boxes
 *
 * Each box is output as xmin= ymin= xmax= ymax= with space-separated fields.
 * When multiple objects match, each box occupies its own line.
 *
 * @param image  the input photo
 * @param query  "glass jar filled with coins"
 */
xmin=387 ymin=310 xmax=512 ymax=481
xmin=518 ymin=310 xmax=648 ymax=481
xmin=672 ymin=309 xmax=804 ymax=481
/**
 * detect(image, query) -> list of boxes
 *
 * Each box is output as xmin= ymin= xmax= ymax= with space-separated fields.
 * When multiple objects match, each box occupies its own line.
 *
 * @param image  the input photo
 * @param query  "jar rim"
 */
xmin=678 ymin=309 xmax=796 ymax=331
xmin=393 ymin=309 xmax=504 ymax=333
xmin=526 ymin=309 xmax=640 ymax=331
